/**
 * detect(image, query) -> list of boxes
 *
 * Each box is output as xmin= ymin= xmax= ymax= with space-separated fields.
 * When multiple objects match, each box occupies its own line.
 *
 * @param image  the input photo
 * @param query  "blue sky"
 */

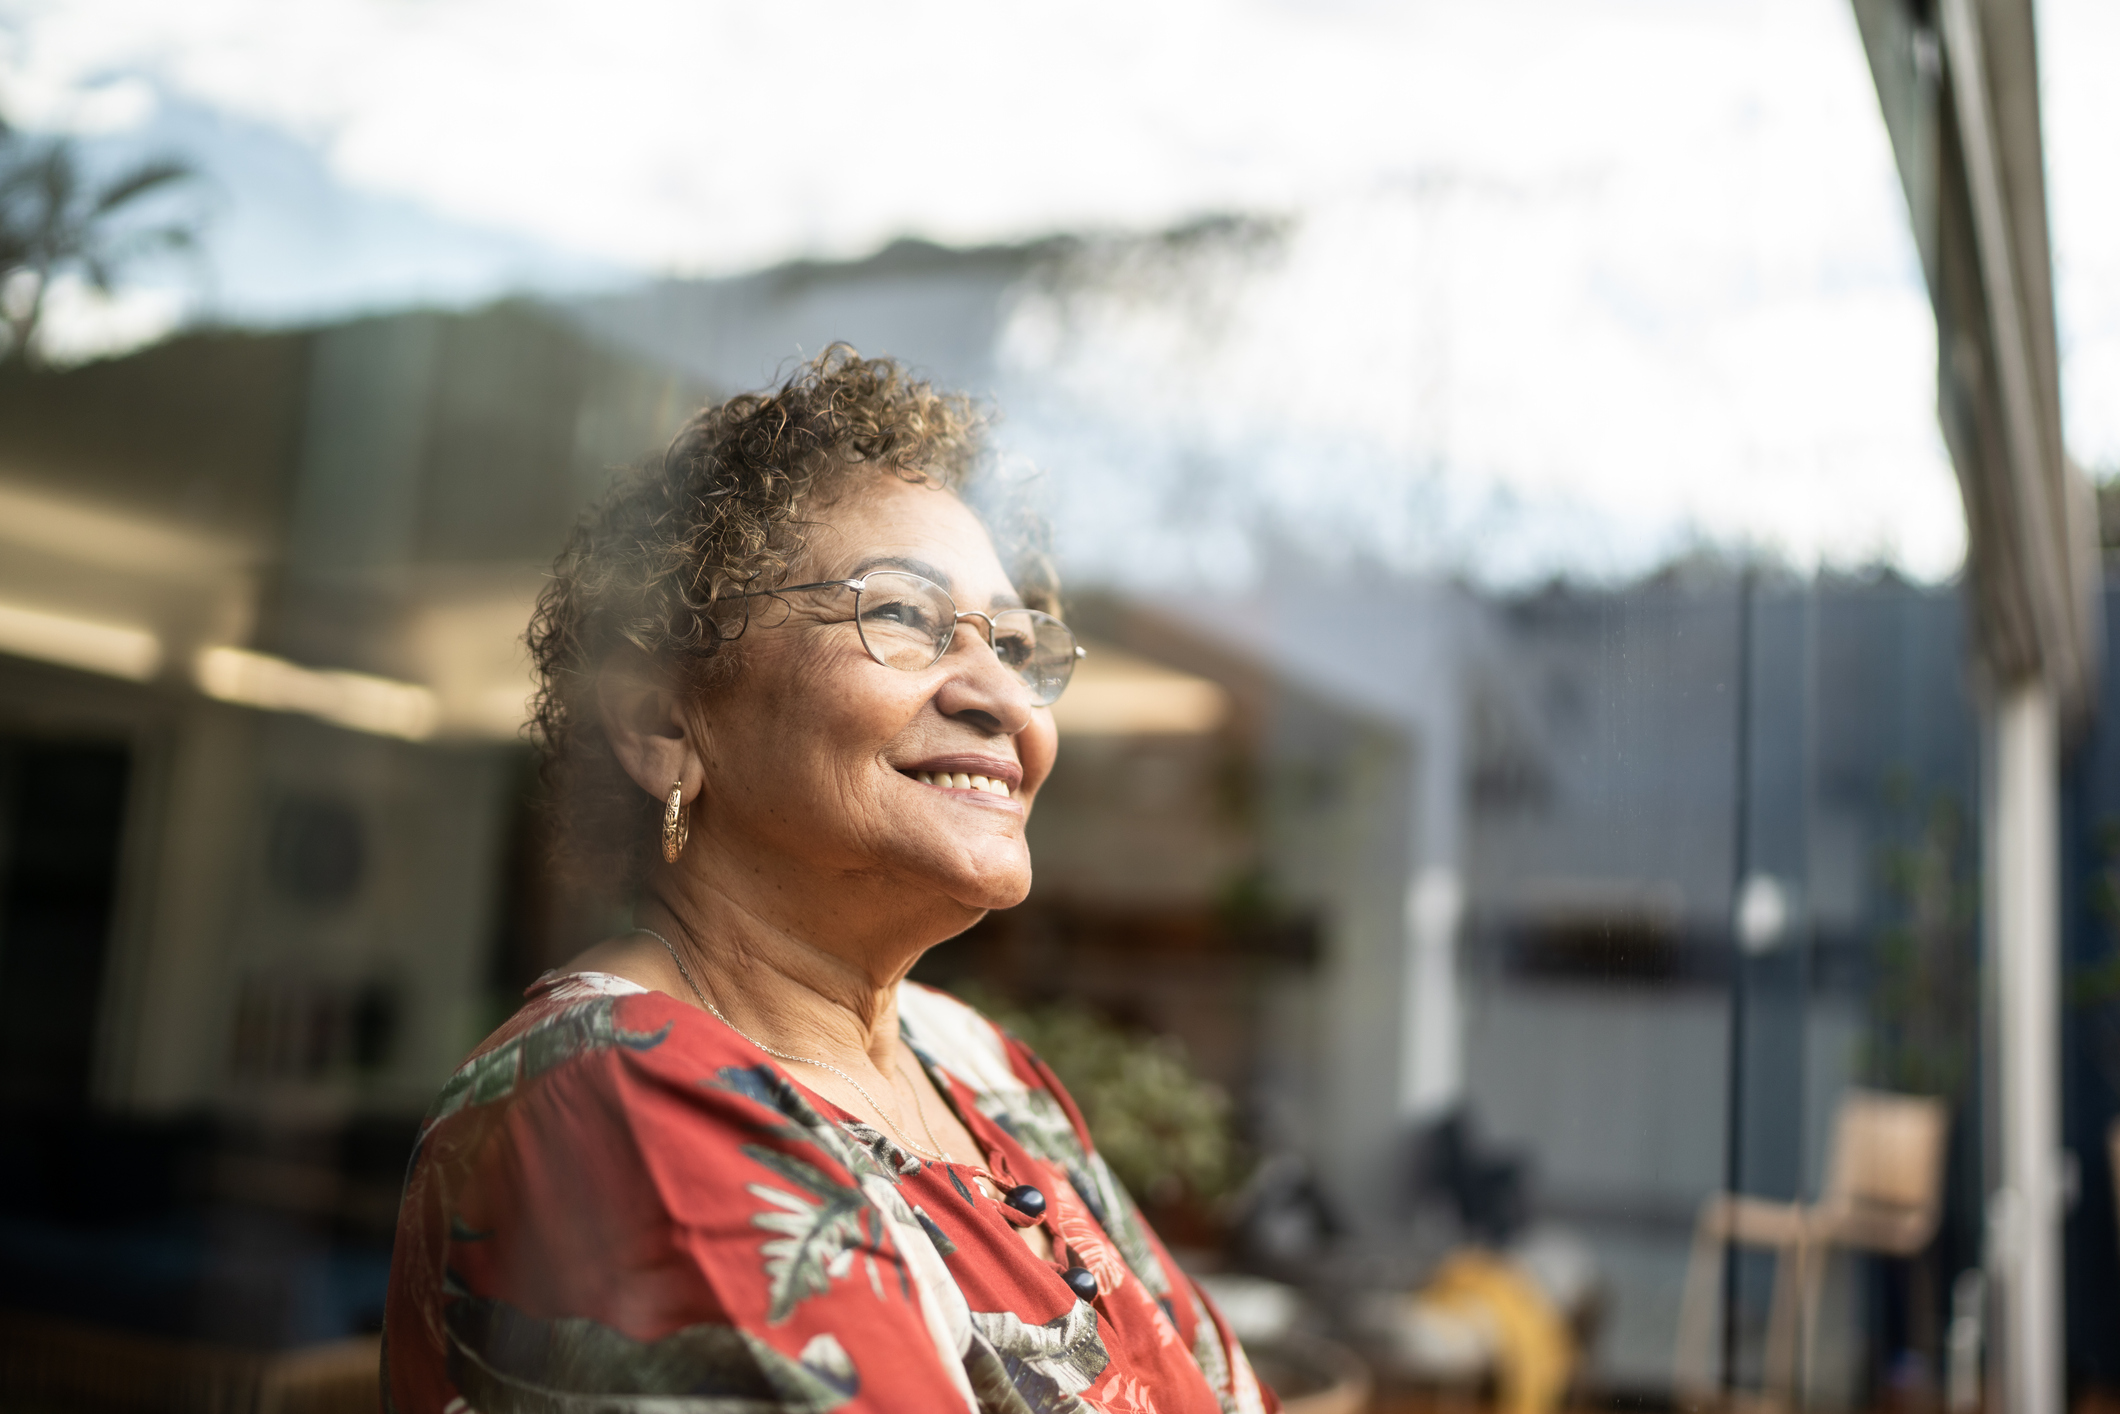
xmin=2 ymin=0 xmax=2110 ymax=585
xmin=65 ymin=93 xmax=627 ymax=326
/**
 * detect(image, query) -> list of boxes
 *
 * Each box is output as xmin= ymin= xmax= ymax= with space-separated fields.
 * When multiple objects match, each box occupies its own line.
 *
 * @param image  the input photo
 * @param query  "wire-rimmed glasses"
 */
xmin=737 ymin=570 xmax=1083 ymax=706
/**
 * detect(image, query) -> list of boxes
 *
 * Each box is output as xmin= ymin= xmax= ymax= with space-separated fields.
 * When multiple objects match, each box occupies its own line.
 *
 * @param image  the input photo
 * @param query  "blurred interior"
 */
xmin=0 ymin=1 xmax=2117 ymax=1412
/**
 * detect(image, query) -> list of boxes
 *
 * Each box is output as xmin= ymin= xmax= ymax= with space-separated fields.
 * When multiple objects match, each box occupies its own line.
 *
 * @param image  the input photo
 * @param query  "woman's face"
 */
xmin=688 ymin=474 xmax=1059 ymax=915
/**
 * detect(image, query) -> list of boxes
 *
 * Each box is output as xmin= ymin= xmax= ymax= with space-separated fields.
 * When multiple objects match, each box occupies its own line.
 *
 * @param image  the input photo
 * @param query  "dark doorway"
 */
xmin=0 ymin=736 xmax=132 ymax=1107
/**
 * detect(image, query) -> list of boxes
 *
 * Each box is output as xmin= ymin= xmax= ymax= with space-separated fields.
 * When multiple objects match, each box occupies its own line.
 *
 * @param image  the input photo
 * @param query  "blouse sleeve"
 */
xmin=384 ymin=990 xmax=979 ymax=1414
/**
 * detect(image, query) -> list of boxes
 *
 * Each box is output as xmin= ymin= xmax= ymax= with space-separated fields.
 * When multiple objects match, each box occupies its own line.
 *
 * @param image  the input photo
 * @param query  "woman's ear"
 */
xmin=596 ymin=650 xmax=707 ymax=803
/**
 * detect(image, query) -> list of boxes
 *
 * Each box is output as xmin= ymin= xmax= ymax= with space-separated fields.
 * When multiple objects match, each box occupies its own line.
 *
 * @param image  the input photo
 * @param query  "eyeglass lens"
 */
xmin=852 ymin=572 xmax=1076 ymax=705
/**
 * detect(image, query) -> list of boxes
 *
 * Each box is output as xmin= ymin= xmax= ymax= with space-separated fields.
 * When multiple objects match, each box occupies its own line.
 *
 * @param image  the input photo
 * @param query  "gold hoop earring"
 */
xmin=662 ymin=779 xmax=689 ymax=863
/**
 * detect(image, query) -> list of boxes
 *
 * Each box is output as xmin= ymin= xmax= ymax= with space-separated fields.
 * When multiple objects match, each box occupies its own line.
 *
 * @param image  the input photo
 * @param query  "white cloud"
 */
xmin=990 ymin=0 xmax=1959 ymax=585
xmin=0 ymin=0 xmax=1940 ymax=272
xmin=0 ymin=0 xmax=1976 ymax=581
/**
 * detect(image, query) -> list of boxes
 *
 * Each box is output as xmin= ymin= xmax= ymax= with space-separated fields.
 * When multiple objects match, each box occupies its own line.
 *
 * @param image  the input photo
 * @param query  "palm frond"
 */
xmin=92 ymin=159 xmax=193 ymax=217
xmin=35 ymin=145 xmax=77 ymax=211
xmin=0 ymin=130 xmax=205 ymax=363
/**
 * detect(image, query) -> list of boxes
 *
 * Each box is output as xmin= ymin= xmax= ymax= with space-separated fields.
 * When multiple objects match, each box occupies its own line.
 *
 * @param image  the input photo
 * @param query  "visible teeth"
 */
xmin=908 ymin=770 xmax=1010 ymax=796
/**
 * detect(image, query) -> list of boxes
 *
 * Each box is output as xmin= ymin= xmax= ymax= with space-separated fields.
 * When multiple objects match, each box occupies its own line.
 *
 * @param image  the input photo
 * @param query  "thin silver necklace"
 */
xmin=634 ymin=926 xmax=956 ymax=1163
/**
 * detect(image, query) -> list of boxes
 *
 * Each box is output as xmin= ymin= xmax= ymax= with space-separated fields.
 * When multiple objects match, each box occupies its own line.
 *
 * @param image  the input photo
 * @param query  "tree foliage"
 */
xmin=1866 ymin=779 xmax=1978 ymax=1098
xmin=0 ymin=117 xmax=198 ymax=364
xmin=954 ymin=985 xmax=1243 ymax=1208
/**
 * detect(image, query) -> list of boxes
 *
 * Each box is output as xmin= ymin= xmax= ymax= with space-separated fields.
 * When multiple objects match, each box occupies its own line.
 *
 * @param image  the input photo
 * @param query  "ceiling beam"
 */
xmin=1853 ymin=0 xmax=2097 ymax=723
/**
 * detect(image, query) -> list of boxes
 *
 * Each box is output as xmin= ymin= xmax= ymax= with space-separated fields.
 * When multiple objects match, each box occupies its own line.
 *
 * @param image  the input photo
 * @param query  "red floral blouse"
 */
xmin=384 ymin=972 xmax=1276 ymax=1414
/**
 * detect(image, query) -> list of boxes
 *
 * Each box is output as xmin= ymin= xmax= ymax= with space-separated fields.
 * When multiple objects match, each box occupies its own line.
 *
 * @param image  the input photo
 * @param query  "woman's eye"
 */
xmin=864 ymin=600 xmax=935 ymax=633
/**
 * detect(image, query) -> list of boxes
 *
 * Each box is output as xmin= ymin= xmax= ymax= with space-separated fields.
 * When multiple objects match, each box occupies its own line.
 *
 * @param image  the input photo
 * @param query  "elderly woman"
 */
xmin=384 ymin=350 xmax=1274 ymax=1414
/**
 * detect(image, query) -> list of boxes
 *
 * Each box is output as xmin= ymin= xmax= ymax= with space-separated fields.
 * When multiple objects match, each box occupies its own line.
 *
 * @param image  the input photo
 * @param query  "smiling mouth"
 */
xmin=906 ymin=770 xmax=1014 ymax=799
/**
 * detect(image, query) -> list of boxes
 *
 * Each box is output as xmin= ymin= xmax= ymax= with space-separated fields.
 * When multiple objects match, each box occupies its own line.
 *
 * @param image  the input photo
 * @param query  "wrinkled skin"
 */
xmin=568 ymin=473 xmax=1060 ymax=1215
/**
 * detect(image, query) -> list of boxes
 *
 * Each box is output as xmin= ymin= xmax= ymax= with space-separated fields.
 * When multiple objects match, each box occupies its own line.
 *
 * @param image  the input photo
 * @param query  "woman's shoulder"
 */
xmin=419 ymin=970 xmax=754 ymax=1139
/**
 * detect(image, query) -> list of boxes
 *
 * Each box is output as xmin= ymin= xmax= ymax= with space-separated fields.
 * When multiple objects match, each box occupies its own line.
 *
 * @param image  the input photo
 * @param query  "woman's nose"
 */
xmin=940 ymin=617 xmax=1034 ymax=731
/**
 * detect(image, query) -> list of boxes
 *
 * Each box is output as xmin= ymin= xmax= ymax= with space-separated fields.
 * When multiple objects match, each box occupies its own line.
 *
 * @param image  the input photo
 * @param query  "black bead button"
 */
xmin=1062 ymin=1266 xmax=1099 ymax=1301
xmin=1003 ymin=1184 xmax=1047 ymax=1218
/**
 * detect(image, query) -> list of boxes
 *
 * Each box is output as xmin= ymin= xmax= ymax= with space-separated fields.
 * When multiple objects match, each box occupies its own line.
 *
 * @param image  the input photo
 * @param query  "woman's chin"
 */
xmin=929 ymin=847 xmax=1033 ymax=914
xmin=958 ymin=878 xmax=1032 ymax=913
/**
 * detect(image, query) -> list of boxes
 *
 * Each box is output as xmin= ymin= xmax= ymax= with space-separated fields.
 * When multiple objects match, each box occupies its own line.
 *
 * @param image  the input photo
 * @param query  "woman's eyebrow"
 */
xmin=848 ymin=555 xmax=1025 ymax=612
xmin=851 ymin=554 xmax=952 ymax=588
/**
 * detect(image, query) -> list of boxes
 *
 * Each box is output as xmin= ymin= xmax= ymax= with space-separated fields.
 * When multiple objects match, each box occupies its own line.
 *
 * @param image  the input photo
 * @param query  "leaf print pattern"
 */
xmin=1048 ymin=1174 xmax=1130 ymax=1300
xmin=1185 ymin=1287 xmax=1235 ymax=1414
xmin=709 ymin=1066 xmax=902 ymax=1187
xmin=975 ymin=1076 xmax=1169 ymax=1302
xmin=1090 ymin=1372 xmax=1164 ymax=1414
xmin=1184 ymin=1286 xmax=1267 ymax=1414
xmin=391 ymin=975 xmax=1274 ymax=1414
xmin=422 ymin=996 xmax=670 ymax=1143
xmin=851 ymin=1172 xmax=980 ymax=1412
xmin=898 ymin=984 xmax=1262 ymax=1412
xmin=836 ymin=1119 xmax=922 ymax=1176
xmin=709 ymin=1062 xmax=819 ymax=1121
xmin=963 ymin=1304 xmax=1111 ymax=1414
xmin=914 ymin=1205 xmax=958 ymax=1256
xmin=896 ymin=986 xmax=1170 ymax=1301
xmin=445 ymin=1295 xmax=858 ymax=1412
xmin=700 ymin=1063 xmax=978 ymax=1409
xmin=743 ymin=1145 xmax=879 ymax=1324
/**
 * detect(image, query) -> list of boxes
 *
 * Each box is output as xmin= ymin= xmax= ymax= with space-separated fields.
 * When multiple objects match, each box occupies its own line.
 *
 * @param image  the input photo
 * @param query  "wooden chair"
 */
xmin=1674 ymin=1089 xmax=1949 ymax=1411
xmin=1673 ymin=1193 xmax=1810 ymax=1409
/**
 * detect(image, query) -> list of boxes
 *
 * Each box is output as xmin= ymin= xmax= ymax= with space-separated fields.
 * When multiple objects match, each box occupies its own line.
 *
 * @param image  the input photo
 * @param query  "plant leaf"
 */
xmin=742 ymin=1144 xmax=875 ymax=1323
xmin=92 ymin=159 xmax=193 ymax=217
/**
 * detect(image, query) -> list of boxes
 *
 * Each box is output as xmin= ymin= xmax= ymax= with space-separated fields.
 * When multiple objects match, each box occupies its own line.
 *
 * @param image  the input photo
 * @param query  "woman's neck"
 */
xmin=632 ymin=858 xmax=968 ymax=1073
